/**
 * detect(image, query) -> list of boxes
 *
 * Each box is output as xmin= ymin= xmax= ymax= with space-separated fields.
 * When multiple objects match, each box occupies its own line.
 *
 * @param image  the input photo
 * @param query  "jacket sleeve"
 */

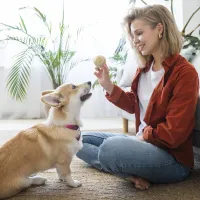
xmin=143 ymin=67 xmax=199 ymax=149
xmin=105 ymin=84 xmax=136 ymax=114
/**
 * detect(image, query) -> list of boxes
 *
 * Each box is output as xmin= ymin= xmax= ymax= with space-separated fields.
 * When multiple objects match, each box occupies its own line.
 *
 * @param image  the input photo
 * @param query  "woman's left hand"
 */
xmin=137 ymin=135 xmax=144 ymax=141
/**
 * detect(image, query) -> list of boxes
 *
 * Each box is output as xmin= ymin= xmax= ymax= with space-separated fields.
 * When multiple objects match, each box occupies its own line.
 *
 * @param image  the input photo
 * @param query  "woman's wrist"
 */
xmin=104 ymin=82 xmax=114 ymax=94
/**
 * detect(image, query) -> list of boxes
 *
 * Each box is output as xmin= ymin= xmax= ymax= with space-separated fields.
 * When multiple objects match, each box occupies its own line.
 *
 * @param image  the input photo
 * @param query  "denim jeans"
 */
xmin=76 ymin=132 xmax=191 ymax=184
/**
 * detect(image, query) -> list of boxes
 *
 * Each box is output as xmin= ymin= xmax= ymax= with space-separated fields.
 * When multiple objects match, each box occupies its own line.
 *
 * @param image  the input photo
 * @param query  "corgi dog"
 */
xmin=0 ymin=81 xmax=92 ymax=199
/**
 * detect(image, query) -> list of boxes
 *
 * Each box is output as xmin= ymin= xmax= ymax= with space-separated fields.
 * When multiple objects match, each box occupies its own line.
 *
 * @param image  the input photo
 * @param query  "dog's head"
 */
xmin=41 ymin=82 xmax=92 ymax=119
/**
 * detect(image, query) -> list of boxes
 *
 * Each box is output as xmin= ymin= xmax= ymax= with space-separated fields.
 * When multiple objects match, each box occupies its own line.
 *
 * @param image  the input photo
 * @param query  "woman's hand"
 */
xmin=94 ymin=64 xmax=114 ymax=94
xmin=136 ymin=135 xmax=144 ymax=141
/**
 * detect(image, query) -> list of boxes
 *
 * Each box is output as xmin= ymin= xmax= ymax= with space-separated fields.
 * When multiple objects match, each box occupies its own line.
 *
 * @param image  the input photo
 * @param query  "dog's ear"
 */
xmin=41 ymin=93 xmax=64 ymax=107
xmin=41 ymin=90 xmax=54 ymax=96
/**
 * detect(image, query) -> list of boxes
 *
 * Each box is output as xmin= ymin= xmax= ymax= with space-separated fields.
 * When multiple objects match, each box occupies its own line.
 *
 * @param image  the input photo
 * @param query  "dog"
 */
xmin=0 ymin=81 xmax=92 ymax=199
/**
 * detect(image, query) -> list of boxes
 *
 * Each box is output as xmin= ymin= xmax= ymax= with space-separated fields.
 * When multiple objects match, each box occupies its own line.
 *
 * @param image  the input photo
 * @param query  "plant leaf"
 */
xmin=6 ymin=48 xmax=34 ymax=101
xmin=19 ymin=15 xmax=27 ymax=33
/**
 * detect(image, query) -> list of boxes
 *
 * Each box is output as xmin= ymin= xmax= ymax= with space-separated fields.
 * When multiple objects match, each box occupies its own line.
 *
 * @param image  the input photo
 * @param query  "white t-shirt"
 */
xmin=136 ymin=62 xmax=165 ymax=136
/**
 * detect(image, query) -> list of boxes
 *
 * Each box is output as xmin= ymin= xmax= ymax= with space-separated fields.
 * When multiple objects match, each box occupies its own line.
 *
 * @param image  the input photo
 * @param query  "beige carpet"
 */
xmin=2 ymin=129 xmax=200 ymax=200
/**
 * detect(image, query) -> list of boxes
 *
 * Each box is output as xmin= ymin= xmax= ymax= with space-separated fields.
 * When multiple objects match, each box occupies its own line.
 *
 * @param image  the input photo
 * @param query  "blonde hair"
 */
xmin=123 ymin=4 xmax=183 ymax=67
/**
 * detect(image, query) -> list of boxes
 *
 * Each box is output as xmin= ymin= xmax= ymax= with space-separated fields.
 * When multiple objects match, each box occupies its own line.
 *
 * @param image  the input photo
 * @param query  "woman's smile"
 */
xmin=138 ymin=44 xmax=145 ymax=51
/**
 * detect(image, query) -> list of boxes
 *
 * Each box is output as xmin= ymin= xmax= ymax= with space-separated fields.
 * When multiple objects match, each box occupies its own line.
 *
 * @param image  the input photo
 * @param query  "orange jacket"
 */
xmin=106 ymin=53 xmax=199 ymax=168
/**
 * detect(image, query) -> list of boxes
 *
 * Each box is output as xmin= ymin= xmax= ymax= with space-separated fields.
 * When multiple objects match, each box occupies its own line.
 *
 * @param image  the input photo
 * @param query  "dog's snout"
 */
xmin=87 ymin=81 xmax=91 ymax=86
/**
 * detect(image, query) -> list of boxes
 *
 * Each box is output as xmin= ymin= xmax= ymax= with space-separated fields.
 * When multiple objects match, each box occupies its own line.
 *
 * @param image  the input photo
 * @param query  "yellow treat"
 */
xmin=93 ymin=55 xmax=106 ymax=70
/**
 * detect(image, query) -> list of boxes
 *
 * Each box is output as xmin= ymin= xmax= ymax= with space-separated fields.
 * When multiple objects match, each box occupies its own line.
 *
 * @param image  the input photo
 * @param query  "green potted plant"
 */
xmin=0 ymin=4 xmax=87 ymax=101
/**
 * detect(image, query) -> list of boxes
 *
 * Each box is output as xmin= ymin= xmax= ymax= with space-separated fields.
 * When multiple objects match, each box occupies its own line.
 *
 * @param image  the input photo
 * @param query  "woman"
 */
xmin=77 ymin=4 xmax=199 ymax=190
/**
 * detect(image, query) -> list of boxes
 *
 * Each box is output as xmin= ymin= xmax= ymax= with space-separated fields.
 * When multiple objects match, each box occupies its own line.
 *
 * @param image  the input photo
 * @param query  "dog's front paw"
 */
xmin=67 ymin=180 xmax=82 ymax=188
xmin=71 ymin=180 xmax=82 ymax=187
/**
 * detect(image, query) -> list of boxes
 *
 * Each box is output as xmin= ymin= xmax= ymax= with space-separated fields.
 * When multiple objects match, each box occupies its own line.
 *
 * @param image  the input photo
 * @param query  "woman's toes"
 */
xmin=126 ymin=176 xmax=150 ymax=190
xmin=135 ymin=178 xmax=150 ymax=190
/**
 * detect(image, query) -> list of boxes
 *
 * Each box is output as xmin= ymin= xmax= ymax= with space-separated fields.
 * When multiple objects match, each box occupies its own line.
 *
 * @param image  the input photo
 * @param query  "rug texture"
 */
xmin=2 ymin=129 xmax=200 ymax=200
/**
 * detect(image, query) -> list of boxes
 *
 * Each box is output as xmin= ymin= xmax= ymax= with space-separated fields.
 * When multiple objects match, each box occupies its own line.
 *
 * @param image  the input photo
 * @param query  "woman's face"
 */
xmin=130 ymin=19 xmax=162 ymax=56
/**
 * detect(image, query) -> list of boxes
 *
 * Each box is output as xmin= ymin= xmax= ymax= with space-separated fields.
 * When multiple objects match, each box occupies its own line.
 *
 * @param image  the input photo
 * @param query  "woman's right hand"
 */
xmin=94 ymin=64 xmax=114 ymax=94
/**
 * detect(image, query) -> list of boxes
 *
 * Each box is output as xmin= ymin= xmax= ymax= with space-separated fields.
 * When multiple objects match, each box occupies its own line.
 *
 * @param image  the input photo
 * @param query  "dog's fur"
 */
xmin=0 ymin=82 xmax=92 ymax=199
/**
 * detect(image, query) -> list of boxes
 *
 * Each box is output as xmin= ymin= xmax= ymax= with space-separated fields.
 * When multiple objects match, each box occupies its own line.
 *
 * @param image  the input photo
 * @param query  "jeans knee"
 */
xmin=99 ymin=140 xmax=111 ymax=172
xmin=98 ymin=137 xmax=122 ymax=172
xmin=81 ymin=134 xmax=91 ymax=144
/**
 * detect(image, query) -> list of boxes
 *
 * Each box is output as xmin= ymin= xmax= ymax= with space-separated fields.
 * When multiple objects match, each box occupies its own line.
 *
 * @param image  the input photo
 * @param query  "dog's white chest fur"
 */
xmin=68 ymin=135 xmax=83 ymax=156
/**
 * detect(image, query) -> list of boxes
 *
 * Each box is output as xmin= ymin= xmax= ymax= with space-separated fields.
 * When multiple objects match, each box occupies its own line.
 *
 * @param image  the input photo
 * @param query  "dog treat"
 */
xmin=93 ymin=55 xmax=106 ymax=70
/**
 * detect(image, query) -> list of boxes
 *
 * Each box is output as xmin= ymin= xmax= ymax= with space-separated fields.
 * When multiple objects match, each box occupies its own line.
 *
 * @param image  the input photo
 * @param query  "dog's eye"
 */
xmin=72 ymin=85 xmax=76 ymax=89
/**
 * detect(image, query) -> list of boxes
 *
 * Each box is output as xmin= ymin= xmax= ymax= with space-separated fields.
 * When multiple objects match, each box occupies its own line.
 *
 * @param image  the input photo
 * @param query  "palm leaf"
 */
xmin=55 ymin=5 xmax=65 ymax=70
xmin=33 ymin=7 xmax=52 ymax=34
xmin=1 ymin=36 xmax=31 ymax=51
xmin=0 ymin=22 xmax=33 ymax=39
xmin=182 ymin=6 xmax=200 ymax=35
xmin=1 ymin=36 xmax=48 ymax=65
xmin=0 ymin=23 xmax=21 ymax=32
xmin=6 ymin=48 xmax=34 ymax=101
xmin=19 ymin=6 xmax=52 ymax=34
xmin=19 ymin=15 xmax=27 ymax=33
xmin=62 ymin=50 xmax=75 ymax=67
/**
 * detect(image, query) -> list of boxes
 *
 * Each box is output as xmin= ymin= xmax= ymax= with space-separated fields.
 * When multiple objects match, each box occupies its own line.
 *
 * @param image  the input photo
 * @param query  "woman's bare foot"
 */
xmin=126 ymin=176 xmax=150 ymax=190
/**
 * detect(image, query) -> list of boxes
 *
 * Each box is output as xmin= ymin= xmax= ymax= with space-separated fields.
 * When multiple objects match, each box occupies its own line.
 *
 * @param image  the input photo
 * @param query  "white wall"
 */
xmin=0 ymin=66 xmax=4 ymax=118
xmin=182 ymin=0 xmax=200 ymax=37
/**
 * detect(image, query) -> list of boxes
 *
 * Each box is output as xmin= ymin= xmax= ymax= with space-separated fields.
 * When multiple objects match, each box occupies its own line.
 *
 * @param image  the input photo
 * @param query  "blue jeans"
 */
xmin=77 ymin=132 xmax=191 ymax=184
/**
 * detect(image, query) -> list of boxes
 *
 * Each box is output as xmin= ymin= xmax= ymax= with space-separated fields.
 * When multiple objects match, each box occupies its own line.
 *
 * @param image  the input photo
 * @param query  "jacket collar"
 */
xmin=162 ymin=53 xmax=180 ymax=68
xmin=141 ymin=53 xmax=180 ymax=72
xmin=131 ymin=53 xmax=181 ymax=93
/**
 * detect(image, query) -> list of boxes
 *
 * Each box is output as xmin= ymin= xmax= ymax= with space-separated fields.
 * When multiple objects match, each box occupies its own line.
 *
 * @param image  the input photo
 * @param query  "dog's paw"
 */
xmin=67 ymin=180 xmax=82 ymax=188
xmin=30 ymin=176 xmax=47 ymax=185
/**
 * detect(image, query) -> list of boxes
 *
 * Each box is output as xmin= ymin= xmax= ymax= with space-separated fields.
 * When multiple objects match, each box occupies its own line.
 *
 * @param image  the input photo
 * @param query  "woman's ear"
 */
xmin=157 ymin=23 xmax=163 ymax=35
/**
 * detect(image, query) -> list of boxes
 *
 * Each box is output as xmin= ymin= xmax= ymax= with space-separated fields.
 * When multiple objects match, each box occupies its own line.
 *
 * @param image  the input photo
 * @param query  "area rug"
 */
xmin=2 ymin=129 xmax=200 ymax=200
